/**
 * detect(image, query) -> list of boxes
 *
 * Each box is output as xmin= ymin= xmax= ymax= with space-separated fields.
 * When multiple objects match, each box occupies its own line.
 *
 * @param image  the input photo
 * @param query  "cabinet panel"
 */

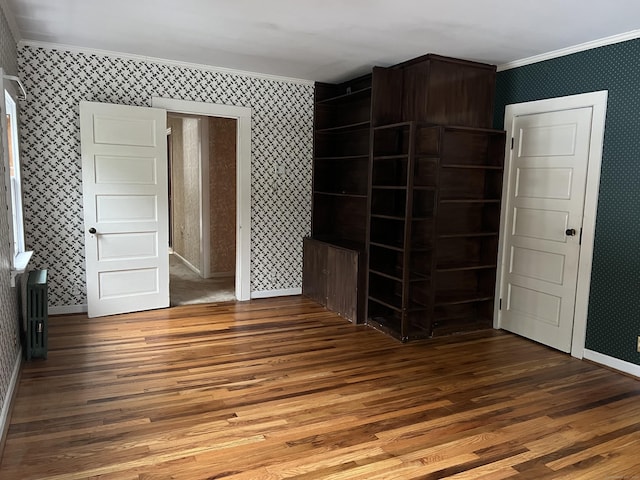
xmin=302 ymin=238 xmax=327 ymax=306
xmin=303 ymin=238 xmax=364 ymax=323
xmin=326 ymin=247 xmax=359 ymax=322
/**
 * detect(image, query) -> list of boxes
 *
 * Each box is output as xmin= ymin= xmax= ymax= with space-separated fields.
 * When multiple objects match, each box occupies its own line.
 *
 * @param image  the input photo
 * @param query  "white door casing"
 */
xmin=152 ymin=97 xmax=252 ymax=301
xmin=80 ymin=101 xmax=169 ymax=318
xmin=495 ymin=91 xmax=608 ymax=357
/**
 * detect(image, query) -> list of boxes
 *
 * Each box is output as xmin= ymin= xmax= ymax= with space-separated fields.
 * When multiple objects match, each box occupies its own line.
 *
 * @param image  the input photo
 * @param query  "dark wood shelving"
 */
xmin=315 ymin=191 xmax=368 ymax=199
xmin=307 ymin=53 xmax=505 ymax=340
xmin=368 ymin=294 xmax=430 ymax=312
xmin=434 ymin=293 xmax=495 ymax=306
xmin=304 ymin=74 xmax=373 ymax=324
xmin=371 ymin=214 xmax=405 ymax=221
xmin=369 ymin=267 xmax=430 ymax=282
xmin=369 ymin=241 xmax=405 ymax=252
xmin=373 ymin=154 xmax=410 ymax=161
xmin=442 ymin=165 xmax=503 ymax=170
xmin=315 ymin=121 xmax=371 ymax=133
xmin=438 ymin=231 xmax=500 ymax=239
xmin=316 ymin=86 xmax=372 ymax=105
xmin=439 ymin=199 xmax=501 ymax=204
xmin=367 ymin=121 xmax=504 ymax=340
xmin=436 ymin=262 xmax=497 ymax=272
xmin=315 ymin=155 xmax=370 ymax=161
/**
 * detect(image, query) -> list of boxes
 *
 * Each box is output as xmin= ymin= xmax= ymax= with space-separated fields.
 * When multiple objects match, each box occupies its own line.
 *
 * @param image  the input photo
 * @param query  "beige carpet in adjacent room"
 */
xmin=169 ymin=254 xmax=236 ymax=306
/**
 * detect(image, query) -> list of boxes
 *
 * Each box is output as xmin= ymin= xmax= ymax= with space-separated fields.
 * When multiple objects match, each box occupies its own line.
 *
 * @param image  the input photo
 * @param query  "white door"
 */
xmin=499 ymin=107 xmax=593 ymax=352
xmin=80 ymin=101 xmax=169 ymax=318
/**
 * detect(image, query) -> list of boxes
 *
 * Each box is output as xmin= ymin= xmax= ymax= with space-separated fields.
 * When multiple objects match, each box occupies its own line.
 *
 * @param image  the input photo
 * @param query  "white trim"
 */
xmin=152 ymin=97 xmax=252 ymax=301
xmin=19 ymin=40 xmax=314 ymax=86
xmin=10 ymin=250 xmax=32 ymax=287
xmin=584 ymin=349 xmax=640 ymax=379
xmin=251 ymin=288 xmax=302 ymax=299
xmin=49 ymin=304 xmax=88 ymax=315
xmin=0 ymin=0 xmax=22 ymax=43
xmin=498 ymin=29 xmax=640 ymax=72
xmin=0 ymin=349 xmax=21 ymax=444
xmin=495 ymin=90 xmax=608 ymax=360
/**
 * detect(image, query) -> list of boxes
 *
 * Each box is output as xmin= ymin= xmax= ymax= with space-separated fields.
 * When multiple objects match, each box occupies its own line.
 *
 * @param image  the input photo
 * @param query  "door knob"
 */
xmin=565 ymin=228 xmax=576 ymax=236
xmin=88 ymin=227 xmax=97 ymax=234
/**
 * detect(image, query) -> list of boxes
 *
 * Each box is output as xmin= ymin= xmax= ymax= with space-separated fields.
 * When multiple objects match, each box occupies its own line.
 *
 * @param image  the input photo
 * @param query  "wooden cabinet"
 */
xmin=303 ymin=237 xmax=364 ymax=323
xmin=305 ymin=53 xmax=504 ymax=339
xmin=366 ymin=124 xmax=505 ymax=341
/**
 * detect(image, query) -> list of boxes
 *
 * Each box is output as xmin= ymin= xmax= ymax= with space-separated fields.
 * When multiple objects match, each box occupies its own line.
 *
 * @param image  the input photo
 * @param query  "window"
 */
xmin=5 ymin=87 xmax=24 ymax=257
xmin=1 ymin=69 xmax=29 ymax=280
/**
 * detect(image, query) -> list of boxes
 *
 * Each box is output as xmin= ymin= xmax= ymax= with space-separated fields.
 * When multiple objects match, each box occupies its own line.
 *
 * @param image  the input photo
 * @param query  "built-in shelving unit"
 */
xmin=303 ymin=74 xmax=372 ymax=322
xmin=367 ymin=124 xmax=505 ymax=341
xmin=304 ymin=53 xmax=506 ymax=340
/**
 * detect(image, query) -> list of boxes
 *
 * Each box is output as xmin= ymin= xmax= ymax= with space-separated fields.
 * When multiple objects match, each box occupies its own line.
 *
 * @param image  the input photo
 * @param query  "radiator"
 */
xmin=25 ymin=269 xmax=48 ymax=360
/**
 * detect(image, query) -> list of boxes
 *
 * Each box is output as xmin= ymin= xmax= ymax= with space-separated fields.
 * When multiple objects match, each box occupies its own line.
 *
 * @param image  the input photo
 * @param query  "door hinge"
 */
xmin=511 ymin=137 xmax=514 ymax=150
xmin=579 ymin=227 xmax=583 ymax=245
xmin=499 ymin=298 xmax=502 ymax=310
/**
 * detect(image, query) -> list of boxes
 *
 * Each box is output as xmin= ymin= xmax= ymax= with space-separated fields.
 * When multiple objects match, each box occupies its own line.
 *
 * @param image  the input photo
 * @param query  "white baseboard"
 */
xmin=251 ymin=288 xmax=302 ymax=299
xmin=49 ymin=304 xmax=88 ymax=315
xmin=0 ymin=349 xmax=22 ymax=444
xmin=583 ymin=349 xmax=640 ymax=378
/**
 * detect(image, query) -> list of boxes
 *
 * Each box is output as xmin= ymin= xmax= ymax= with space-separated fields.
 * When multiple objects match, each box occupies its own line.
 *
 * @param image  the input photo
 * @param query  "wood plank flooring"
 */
xmin=1 ymin=296 xmax=639 ymax=479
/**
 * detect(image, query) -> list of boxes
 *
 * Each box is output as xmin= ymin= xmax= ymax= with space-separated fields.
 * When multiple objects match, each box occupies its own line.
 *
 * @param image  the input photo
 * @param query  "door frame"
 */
xmin=494 ymin=90 xmax=608 ymax=359
xmin=152 ymin=97 xmax=252 ymax=301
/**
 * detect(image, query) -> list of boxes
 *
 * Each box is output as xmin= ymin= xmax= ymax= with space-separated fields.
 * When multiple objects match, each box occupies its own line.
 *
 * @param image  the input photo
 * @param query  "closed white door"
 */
xmin=80 ymin=101 xmax=169 ymax=318
xmin=499 ymin=107 xmax=593 ymax=352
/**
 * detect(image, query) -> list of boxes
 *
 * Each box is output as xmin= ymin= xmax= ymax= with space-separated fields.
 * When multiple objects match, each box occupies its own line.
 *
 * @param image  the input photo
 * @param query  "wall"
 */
xmin=209 ymin=117 xmax=236 ymax=276
xmin=17 ymin=45 xmax=314 ymax=309
xmin=169 ymin=114 xmax=202 ymax=271
xmin=494 ymin=38 xmax=640 ymax=366
xmin=168 ymin=115 xmax=182 ymax=255
xmin=0 ymin=7 xmax=20 ymax=432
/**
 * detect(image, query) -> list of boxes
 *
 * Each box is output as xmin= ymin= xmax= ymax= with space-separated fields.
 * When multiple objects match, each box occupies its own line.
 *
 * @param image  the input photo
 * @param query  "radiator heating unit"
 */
xmin=25 ymin=269 xmax=48 ymax=360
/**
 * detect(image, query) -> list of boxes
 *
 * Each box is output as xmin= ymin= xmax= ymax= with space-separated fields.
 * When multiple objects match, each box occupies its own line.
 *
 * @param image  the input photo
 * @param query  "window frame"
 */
xmin=1 ymin=68 xmax=28 ymax=275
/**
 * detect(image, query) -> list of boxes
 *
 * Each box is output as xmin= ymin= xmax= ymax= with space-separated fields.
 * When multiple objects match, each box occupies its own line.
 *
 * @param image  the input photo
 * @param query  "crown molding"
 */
xmin=497 ymin=29 xmax=640 ymax=72
xmin=0 ymin=0 xmax=22 ymax=45
xmin=19 ymin=39 xmax=315 ymax=86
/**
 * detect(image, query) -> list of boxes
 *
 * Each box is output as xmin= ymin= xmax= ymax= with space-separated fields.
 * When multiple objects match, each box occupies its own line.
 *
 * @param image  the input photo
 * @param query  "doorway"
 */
xmin=152 ymin=97 xmax=253 ymax=302
xmin=167 ymin=113 xmax=237 ymax=305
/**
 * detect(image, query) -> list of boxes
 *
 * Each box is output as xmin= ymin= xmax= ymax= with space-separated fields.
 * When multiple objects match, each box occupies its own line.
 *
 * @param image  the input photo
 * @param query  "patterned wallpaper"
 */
xmin=0 ymin=8 xmax=20 ymax=426
xmin=495 ymin=38 xmax=640 ymax=366
xmin=17 ymin=45 xmax=314 ymax=307
xmin=209 ymin=117 xmax=237 ymax=276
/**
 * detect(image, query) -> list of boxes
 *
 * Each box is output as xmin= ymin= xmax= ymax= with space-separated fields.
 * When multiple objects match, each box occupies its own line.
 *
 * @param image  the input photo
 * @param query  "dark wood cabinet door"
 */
xmin=302 ymin=238 xmax=328 ymax=306
xmin=326 ymin=247 xmax=359 ymax=322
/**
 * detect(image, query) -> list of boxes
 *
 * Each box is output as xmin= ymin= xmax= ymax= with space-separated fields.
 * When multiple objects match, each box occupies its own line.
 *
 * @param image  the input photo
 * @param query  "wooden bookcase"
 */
xmin=312 ymin=74 xmax=372 ymax=249
xmin=367 ymin=124 xmax=505 ymax=341
xmin=367 ymin=122 xmax=436 ymax=340
xmin=303 ymin=75 xmax=372 ymax=322
xmin=304 ymin=53 xmax=504 ymax=336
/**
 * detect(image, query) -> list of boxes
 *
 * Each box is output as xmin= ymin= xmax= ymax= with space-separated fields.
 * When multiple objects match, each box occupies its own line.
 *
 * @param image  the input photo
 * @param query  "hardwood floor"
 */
xmin=1 ymin=296 xmax=639 ymax=479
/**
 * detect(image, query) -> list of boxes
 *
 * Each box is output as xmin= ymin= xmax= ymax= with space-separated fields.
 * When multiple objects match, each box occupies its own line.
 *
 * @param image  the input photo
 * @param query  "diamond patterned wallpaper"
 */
xmin=18 ymin=45 xmax=314 ymax=308
xmin=495 ymin=38 xmax=640 ymax=366
xmin=0 ymin=9 xmax=20 ymax=422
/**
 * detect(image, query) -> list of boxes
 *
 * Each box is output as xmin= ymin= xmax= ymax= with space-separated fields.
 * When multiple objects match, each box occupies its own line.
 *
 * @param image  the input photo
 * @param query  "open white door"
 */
xmin=80 ymin=101 xmax=169 ymax=318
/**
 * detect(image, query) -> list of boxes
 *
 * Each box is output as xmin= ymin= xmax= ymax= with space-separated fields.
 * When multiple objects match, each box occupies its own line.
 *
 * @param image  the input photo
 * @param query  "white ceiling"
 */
xmin=4 ymin=0 xmax=640 ymax=83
